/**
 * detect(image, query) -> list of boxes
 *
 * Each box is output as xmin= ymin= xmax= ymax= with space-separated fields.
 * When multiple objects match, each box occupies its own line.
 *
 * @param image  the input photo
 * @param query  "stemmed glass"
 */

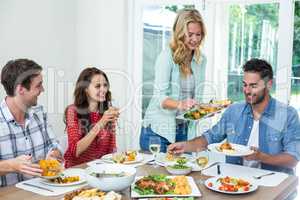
xmin=108 ymin=99 xmax=120 ymax=131
xmin=149 ymin=137 xmax=161 ymax=168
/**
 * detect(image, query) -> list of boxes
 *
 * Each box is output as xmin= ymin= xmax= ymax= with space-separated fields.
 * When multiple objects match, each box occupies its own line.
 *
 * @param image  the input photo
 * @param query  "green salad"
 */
xmin=169 ymin=158 xmax=190 ymax=169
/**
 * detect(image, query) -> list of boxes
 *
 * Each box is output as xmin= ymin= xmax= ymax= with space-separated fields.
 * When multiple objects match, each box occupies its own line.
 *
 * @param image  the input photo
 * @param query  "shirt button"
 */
xmin=249 ymin=126 xmax=251 ymax=129
xmin=25 ymin=137 xmax=28 ymax=140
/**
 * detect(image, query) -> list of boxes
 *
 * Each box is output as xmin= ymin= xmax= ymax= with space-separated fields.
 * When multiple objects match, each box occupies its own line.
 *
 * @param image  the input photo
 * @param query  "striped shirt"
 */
xmin=0 ymin=99 xmax=60 ymax=186
xmin=63 ymin=105 xmax=116 ymax=168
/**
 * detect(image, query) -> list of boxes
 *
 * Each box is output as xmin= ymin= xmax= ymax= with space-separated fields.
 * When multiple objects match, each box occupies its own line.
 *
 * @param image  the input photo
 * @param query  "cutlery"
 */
xmin=200 ymin=162 xmax=220 ymax=172
xmin=217 ymin=164 xmax=221 ymax=175
xmin=23 ymin=182 xmax=54 ymax=192
xmin=91 ymin=171 xmax=126 ymax=178
xmin=253 ymin=172 xmax=275 ymax=179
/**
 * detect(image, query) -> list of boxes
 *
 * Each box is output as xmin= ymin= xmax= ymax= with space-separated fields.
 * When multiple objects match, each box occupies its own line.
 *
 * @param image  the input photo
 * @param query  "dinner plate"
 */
xmin=207 ymin=143 xmax=254 ymax=157
xmin=131 ymin=176 xmax=202 ymax=198
xmin=204 ymin=177 xmax=258 ymax=194
xmin=40 ymin=168 xmax=86 ymax=187
xmin=101 ymin=153 xmax=144 ymax=164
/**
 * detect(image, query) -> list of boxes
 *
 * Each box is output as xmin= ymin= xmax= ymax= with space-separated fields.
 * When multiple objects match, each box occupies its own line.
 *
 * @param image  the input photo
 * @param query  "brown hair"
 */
xmin=65 ymin=67 xmax=111 ymax=135
xmin=1 ymin=58 xmax=42 ymax=96
xmin=170 ymin=9 xmax=206 ymax=76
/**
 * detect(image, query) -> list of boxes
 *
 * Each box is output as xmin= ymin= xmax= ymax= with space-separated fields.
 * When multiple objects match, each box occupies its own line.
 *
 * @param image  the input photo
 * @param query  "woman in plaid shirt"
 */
xmin=63 ymin=68 xmax=119 ymax=168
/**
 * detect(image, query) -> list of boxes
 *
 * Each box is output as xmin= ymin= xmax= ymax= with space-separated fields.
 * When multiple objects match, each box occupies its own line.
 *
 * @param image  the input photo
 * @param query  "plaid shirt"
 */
xmin=0 ymin=99 xmax=60 ymax=186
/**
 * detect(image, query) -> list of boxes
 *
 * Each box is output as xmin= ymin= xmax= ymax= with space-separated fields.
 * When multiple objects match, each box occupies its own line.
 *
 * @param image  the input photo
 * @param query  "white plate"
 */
xmin=131 ymin=176 xmax=201 ymax=198
xmin=204 ymin=177 xmax=258 ymax=194
xmin=101 ymin=153 xmax=144 ymax=164
xmin=40 ymin=168 xmax=86 ymax=187
xmin=207 ymin=143 xmax=254 ymax=157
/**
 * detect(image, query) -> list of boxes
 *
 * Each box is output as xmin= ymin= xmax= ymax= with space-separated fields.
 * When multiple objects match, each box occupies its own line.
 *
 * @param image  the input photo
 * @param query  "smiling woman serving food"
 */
xmin=140 ymin=8 xmax=208 ymax=152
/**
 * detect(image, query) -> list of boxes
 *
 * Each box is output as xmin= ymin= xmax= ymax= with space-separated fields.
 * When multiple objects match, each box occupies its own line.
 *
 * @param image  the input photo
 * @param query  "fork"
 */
xmin=253 ymin=172 xmax=275 ymax=179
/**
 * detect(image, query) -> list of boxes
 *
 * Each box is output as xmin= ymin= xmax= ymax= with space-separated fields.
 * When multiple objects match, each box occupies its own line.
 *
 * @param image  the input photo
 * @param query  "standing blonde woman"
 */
xmin=140 ymin=8 xmax=207 ymax=152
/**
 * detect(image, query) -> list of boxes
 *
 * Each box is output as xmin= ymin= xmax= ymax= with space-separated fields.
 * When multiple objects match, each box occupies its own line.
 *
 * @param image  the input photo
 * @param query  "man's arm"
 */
xmin=168 ymin=135 xmax=208 ymax=154
xmin=245 ymin=148 xmax=298 ymax=168
xmin=168 ymin=108 xmax=231 ymax=154
xmin=0 ymin=155 xmax=42 ymax=176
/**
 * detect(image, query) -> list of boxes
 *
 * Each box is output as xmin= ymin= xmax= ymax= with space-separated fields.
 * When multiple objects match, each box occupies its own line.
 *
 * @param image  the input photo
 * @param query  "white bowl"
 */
xmin=85 ymin=164 xmax=136 ymax=191
xmin=165 ymin=165 xmax=192 ymax=175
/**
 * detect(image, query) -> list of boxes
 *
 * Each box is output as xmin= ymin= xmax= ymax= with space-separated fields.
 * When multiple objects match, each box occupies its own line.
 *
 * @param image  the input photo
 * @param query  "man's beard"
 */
xmin=245 ymin=88 xmax=267 ymax=105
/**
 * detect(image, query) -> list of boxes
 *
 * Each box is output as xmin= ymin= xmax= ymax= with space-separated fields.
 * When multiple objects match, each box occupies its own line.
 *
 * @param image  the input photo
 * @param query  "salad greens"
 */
xmin=169 ymin=158 xmax=190 ymax=169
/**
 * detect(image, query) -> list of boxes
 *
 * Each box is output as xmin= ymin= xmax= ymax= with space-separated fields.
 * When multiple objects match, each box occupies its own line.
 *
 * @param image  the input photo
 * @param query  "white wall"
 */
xmin=0 ymin=0 xmax=77 ymax=137
xmin=76 ymin=0 xmax=134 ymax=150
xmin=0 ymin=0 xmax=132 ymax=149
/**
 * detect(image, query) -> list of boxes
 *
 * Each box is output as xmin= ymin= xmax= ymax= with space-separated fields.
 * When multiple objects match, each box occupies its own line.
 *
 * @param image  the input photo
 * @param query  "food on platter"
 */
xmin=39 ymin=159 xmax=62 ymax=177
xmin=207 ymin=176 xmax=251 ymax=192
xmin=133 ymin=174 xmax=192 ymax=195
xmin=212 ymin=99 xmax=232 ymax=107
xmin=111 ymin=150 xmax=137 ymax=163
xmin=172 ymin=176 xmax=192 ymax=195
xmin=64 ymin=188 xmax=121 ymax=200
xmin=217 ymin=141 xmax=235 ymax=152
xmin=183 ymin=104 xmax=222 ymax=120
xmin=49 ymin=175 xmax=80 ymax=184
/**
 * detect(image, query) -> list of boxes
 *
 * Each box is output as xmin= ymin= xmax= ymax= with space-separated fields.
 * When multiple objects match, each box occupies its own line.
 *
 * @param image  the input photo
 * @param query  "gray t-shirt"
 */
xmin=176 ymin=74 xmax=195 ymax=124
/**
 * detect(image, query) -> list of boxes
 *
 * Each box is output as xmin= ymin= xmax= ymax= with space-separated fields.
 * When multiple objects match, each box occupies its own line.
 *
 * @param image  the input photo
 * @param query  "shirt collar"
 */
xmin=242 ymin=96 xmax=275 ymax=117
xmin=0 ymin=98 xmax=35 ymax=122
xmin=0 ymin=98 xmax=15 ymax=122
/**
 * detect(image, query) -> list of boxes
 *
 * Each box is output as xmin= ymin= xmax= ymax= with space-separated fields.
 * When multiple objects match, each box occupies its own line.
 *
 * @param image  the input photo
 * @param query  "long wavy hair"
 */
xmin=169 ymin=9 xmax=206 ymax=76
xmin=65 ymin=67 xmax=111 ymax=135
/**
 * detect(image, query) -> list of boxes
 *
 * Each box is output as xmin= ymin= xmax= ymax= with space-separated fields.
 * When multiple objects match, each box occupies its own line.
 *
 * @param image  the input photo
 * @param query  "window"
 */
xmin=227 ymin=3 xmax=279 ymax=102
xmin=142 ymin=5 xmax=195 ymax=118
xmin=291 ymin=1 xmax=300 ymax=112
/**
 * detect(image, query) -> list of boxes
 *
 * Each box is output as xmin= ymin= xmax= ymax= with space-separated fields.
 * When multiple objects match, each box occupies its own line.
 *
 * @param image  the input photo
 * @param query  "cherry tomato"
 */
xmin=244 ymin=186 xmax=250 ymax=191
xmin=208 ymin=182 xmax=213 ymax=187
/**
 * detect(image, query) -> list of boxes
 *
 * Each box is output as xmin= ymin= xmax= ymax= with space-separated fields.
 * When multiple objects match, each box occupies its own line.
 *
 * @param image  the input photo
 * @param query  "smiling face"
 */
xmin=243 ymin=72 xmax=272 ymax=105
xmin=19 ymin=73 xmax=44 ymax=107
xmin=85 ymin=74 xmax=108 ymax=103
xmin=184 ymin=22 xmax=202 ymax=51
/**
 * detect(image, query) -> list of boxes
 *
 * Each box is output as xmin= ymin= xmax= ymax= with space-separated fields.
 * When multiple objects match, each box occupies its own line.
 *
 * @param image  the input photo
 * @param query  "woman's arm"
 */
xmin=66 ymin=106 xmax=117 ymax=157
xmin=162 ymin=98 xmax=197 ymax=111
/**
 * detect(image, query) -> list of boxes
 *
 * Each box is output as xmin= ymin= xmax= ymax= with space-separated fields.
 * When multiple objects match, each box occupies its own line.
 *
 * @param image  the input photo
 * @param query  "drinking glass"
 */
xmin=149 ymin=137 xmax=161 ymax=167
xmin=195 ymin=150 xmax=209 ymax=168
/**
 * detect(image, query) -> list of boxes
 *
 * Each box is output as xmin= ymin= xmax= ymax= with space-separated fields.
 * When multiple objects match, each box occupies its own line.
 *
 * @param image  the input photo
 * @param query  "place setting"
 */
xmin=16 ymin=159 xmax=88 ymax=196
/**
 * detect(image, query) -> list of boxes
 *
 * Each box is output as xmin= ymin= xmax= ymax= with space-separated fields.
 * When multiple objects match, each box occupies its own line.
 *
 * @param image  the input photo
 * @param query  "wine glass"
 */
xmin=195 ymin=150 xmax=209 ymax=168
xmin=149 ymin=137 xmax=161 ymax=168
xmin=108 ymin=99 xmax=120 ymax=131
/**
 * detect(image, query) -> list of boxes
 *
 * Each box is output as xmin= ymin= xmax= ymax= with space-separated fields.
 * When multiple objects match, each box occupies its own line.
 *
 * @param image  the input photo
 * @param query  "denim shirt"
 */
xmin=143 ymin=47 xmax=207 ymax=143
xmin=203 ymin=97 xmax=300 ymax=174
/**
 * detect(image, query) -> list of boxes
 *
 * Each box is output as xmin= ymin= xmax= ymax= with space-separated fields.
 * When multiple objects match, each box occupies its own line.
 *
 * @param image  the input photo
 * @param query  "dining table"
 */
xmin=0 ymin=162 xmax=298 ymax=200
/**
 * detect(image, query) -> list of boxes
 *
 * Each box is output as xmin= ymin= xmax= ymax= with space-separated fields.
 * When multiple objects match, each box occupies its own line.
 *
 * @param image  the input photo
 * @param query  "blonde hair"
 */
xmin=169 ymin=9 xmax=206 ymax=76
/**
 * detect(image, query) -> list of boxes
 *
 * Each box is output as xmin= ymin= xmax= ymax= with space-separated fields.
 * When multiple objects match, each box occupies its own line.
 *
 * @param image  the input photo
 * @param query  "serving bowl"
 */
xmin=85 ymin=164 xmax=136 ymax=191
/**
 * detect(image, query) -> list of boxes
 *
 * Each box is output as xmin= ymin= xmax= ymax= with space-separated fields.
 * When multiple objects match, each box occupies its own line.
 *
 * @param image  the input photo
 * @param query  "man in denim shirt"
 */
xmin=168 ymin=59 xmax=300 ymax=174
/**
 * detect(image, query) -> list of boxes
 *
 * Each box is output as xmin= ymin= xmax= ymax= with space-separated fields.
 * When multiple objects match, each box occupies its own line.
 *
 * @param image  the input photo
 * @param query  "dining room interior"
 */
xmin=0 ymin=0 xmax=299 ymax=199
